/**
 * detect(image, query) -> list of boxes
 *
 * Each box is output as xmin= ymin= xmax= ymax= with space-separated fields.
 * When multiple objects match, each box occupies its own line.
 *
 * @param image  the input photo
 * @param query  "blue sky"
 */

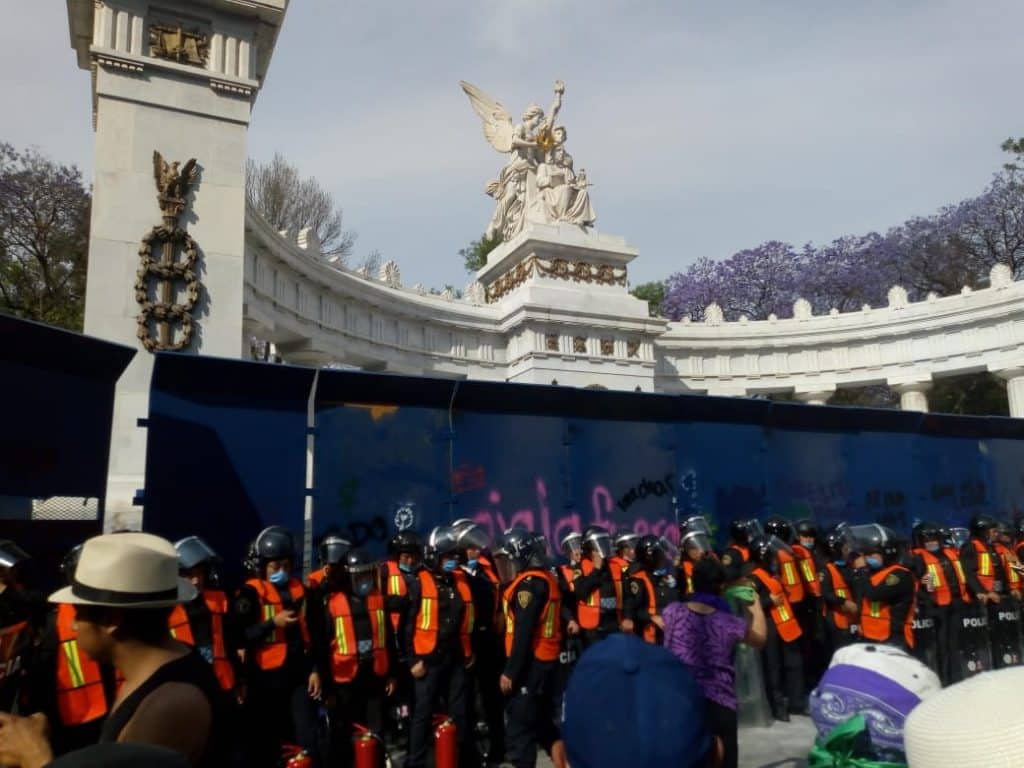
xmin=4 ymin=1 xmax=1023 ymax=289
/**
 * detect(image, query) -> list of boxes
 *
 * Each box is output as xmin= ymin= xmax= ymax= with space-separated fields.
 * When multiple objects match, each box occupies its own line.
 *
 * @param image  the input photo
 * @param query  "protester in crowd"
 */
xmin=563 ymin=633 xmax=715 ymax=768
xmin=0 ymin=533 xmax=226 ymax=768
xmin=663 ymin=557 xmax=766 ymax=768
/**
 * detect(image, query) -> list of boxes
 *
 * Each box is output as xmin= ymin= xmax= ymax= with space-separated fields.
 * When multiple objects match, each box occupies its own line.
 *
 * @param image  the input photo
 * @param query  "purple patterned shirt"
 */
xmin=662 ymin=601 xmax=747 ymax=710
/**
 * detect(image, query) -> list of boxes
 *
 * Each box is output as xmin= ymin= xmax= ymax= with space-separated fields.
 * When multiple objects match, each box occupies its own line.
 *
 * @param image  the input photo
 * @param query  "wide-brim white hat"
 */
xmin=49 ymin=532 xmax=197 ymax=608
xmin=904 ymin=666 xmax=1024 ymax=767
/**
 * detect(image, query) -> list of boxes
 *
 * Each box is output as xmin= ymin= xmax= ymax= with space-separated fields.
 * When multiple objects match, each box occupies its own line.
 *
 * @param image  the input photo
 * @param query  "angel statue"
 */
xmin=152 ymin=150 xmax=198 ymax=223
xmin=460 ymin=80 xmax=596 ymax=242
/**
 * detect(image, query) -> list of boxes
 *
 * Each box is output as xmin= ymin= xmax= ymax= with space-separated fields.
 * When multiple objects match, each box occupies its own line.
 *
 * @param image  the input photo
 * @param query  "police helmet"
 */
xmin=424 ymin=525 xmax=459 ymax=570
xmin=658 ymin=535 xmax=680 ymax=565
xmin=614 ymin=532 xmax=640 ymax=553
xmin=174 ymin=536 xmax=220 ymax=571
xmin=949 ymin=527 xmax=970 ymax=550
xmin=680 ymin=531 xmax=713 ymax=559
xmin=822 ymin=525 xmax=851 ymax=560
xmin=560 ymin=531 xmax=583 ymax=558
xmin=750 ymin=535 xmax=782 ymax=568
xmin=255 ymin=526 xmax=295 ymax=562
xmin=318 ymin=535 xmax=352 ymax=567
xmin=796 ymin=519 xmax=819 ymax=540
xmin=968 ymin=514 xmax=998 ymax=540
xmin=59 ymin=544 xmax=83 ymax=586
xmin=995 ymin=519 xmax=1013 ymax=543
xmin=764 ymin=516 xmax=796 ymax=544
xmin=452 ymin=520 xmax=491 ymax=553
xmin=344 ymin=548 xmax=379 ymax=596
xmin=492 ymin=528 xmax=536 ymax=584
xmin=388 ymin=530 xmax=422 ymax=557
xmin=729 ymin=518 xmax=764 ymax=546
xmin=848 ymin=523 xmax=901 ymax=562
xmin=582 ymin=526 xmax=613 ymax=559
xmin=636 ymin=535 xmax=665 ymax=571
xmin=911 ymin=521 xmax=942 ymax=550
xmin=0 ymin=540 xmax=29 ymax=571
xmin=678 ymin=515 xmax=712 ymax=538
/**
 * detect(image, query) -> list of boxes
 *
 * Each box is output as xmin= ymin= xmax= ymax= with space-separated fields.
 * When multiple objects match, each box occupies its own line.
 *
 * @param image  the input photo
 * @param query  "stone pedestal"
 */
xmin=68 ymin=0 xmax=287 ymax=528
xmin=476 ymin=223 xmax=664 ymax=391
xmin=893 ymin=382 xmax=931 ymax=413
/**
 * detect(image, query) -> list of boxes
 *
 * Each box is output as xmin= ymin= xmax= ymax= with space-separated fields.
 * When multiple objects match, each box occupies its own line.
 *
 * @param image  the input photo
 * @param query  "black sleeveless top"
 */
xmin=100 ymin=649 xmax=229 ymax=767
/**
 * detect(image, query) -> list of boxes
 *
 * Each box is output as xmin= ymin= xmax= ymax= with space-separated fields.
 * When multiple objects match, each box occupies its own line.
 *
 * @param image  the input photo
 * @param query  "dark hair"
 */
xmin=77 ymin=605 xmax=174 ymax=644
xmin=691 ymin=557 xmax=728 ymax=595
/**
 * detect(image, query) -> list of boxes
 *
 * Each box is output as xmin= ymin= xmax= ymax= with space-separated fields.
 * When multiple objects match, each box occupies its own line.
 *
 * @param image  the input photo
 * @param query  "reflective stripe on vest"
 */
xmin=413 ymin=570 xmax=439 ymax=656
xmin=792 ymin=544 xmax=822 ymax=597
xmin=55 ymin=604 xmax=108 ymax=725
xmin=751 ymin=567 xmax=802 ymax=643
xmin=859 ymin=564 xmax=915 ymax=648
xmin=911 ymin=549 xmax=952 ymax=607
xmin=996 ymin=544 xmax=1022 ymax=590
xmin=945 ymin=549 xmax=970 ymax=603
xmin=683 ymin=560 xmax=694 ymax=595
xmin=246 ymin=577 xmax=309 ymax=670
xmin=385 ymin=560 xmax=408 ymax=631
xmin=823 ymin=563 xmax=851 ymax=630
xmin=778 ymin=551 xmax=805 ymax=604
xmin=503 ymin=570 xmax=561 ymax=662
xmin=972 ymin=540 xmax=996 ymax=593
xmin=328 ymin=591 xmax=388 ymax=682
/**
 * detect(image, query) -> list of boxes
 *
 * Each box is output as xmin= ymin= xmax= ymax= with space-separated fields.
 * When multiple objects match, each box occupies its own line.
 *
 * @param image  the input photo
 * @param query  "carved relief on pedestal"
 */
xmin=149 ymin=20 xmax=210 ymax=67
xmin=627 ymin=340 xmax=640 ymax=358
xmin=573 ymin=336 xmax=587 ymax=354
xmin=545 ymin=333 xmax=559 ymax=352
xmin=483 ymin=254 xmax=628 ymax=302
xmin=600 ymin=338 xmax=614 ymax=356
xmin=134 ymin=151 xmax=202 ymax=352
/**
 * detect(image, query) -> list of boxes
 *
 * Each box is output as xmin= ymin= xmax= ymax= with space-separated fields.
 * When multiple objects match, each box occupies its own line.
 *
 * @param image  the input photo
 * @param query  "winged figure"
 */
xmin=460 ymin=80 xmax=594 ymax=243
xmin=152 ymin=150 xmax=198 ymax=202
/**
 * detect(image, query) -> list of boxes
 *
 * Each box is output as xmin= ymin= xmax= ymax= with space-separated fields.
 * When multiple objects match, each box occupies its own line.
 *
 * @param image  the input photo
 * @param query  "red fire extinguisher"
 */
xmin=433 ymin=714 xmax=457 ymax=768
xmin=353 ymin=723 xmax=383 ymax=768
xmin=280 ymin=744 xmax=313 ymax=768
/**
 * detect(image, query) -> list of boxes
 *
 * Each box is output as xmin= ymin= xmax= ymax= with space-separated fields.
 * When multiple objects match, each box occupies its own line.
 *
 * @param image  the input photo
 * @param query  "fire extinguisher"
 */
xmin=433 ymin=714 xmax=457 ymax=768
xmin=280 ymin=744 xmax=313 ymax=768
xmin=353 ymin=723 xmax=383 ymax=768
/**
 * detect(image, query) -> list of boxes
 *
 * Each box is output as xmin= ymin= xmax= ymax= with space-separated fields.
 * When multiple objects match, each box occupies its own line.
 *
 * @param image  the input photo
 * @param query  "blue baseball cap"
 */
xmin=563 ymin=634 xmax=711 ymax=768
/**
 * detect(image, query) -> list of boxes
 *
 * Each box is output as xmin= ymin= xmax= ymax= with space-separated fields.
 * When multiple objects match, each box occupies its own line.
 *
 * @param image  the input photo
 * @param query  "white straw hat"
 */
xmin=904 ymin=666 xmax=1024 ymax=767
xmin=49 ymin=533 xmax=197 ymax=608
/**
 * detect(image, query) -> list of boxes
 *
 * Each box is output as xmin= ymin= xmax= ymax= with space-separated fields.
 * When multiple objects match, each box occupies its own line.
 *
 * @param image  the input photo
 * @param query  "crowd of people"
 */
xmin=0 ymin=511 xmax=1022 ymax=768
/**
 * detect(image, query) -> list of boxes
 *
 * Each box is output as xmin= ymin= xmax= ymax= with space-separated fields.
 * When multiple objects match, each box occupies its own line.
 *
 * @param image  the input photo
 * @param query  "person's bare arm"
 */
xmin=743 ymin=596 xmax=768 ymax=649
xmin=119 ymin=683 xmax=212 ymax=765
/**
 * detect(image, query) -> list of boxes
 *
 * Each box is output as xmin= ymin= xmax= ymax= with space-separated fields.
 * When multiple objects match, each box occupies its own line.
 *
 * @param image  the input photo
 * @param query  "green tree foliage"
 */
xmin=459 ymin=233 xmax=501 ymax=273
xmin=630 ymin=280 xmax=667 ymax=317
xmin=0 ymin=143 xmax=90 ymax=330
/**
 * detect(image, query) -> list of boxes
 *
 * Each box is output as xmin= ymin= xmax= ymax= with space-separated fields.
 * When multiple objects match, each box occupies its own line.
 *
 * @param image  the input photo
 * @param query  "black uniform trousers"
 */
xmin=470 ymin=630 xmax=505 ymax=761
xmin=243 ymin=672 xmax=321 ymax=768
xmin=504 ymin=659 xmax=559 ymax=768
xmin=328 ymin=663 xmax=387 ymax=768
xmin=405 ymin=650 xmax=474 ymax=768
xmin=579 ymin=625 xmax=616 ymax=650
xmin=761 ymin=621 xmax=804 ymax=713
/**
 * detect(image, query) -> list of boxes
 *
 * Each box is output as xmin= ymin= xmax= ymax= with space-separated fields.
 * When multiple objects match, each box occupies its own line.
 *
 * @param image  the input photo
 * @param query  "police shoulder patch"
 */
xmin=885 ymin=574 xmax=900 ymax=586
xmin=721 ymin=554 xmax=733 ymax=566
xmin=572 ymin=568 xmax=582 ymax=579
xmin=818 ymin=571 xmax=825 ymax=582
xmin=517 ymin=590 xmax=532 ymax=608
xmin=630 ymin=581 xmax=641 ymax=594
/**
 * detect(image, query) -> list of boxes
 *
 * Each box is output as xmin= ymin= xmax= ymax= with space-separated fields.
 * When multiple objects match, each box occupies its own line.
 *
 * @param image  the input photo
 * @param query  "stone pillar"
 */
xmin=794 ymin=390 xmax=834 ymax=406
xmin=995 ymin=368 xmax=1024 ymax=418
xmin=893 ymin=382 xmax=931 ymax=413
xmin=67 ymin=0 xmax=288 ymax=528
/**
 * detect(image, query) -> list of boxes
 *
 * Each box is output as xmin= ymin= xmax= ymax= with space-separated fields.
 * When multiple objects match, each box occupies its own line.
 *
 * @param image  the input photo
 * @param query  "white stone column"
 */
xmin=995 ymin=368 xmax=1024 ymax=418
xmin=67 ymin=0 xmax=288 ymax=529
xmin=893 ymin=382 xmax=931 ymax=413
xmin=794 ymin=390 xmax=834 ymax=406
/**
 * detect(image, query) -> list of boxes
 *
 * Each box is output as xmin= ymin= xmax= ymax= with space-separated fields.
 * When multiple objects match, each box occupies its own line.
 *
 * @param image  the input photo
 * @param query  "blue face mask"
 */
xmin=865 ymin=555 xmax=884 ymax=570
xmin=466 ymin=559 xmax=479 ymax=571
xmin=925 ymin=542 xmax=940 ymax=553
xmin=354 ymin=580 xmax=373 ymax=597
xmin=442 ymin=559 xmax=458 ymax=572
xmin=268 ymin=569 xmax=289 ymax=585
xmin=653 ymin=567 xmax=668 ymax=577
xmin=399 ymin=562 xmax=414 ymax=574
xmin=834 ymin=560 xmax=846 ymax=567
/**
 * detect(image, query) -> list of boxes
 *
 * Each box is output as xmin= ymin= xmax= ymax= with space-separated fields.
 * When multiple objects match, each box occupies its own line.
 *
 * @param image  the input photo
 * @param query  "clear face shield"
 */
xmin=746 ymin=520 xmax=765 ymax=540
xmin=561 ymin=535 xmax=582 ymax=561
xmin=457 ymin=524 xmax=491 ymax=554
xmin=348 ymin=565 xmax=378 ymax=597
xmin=681 ymin=532 xmax=713 ymax=561
xmin=494 ymin=553 xmax=521 ymax=585
xmin=658 ymin=536 xmax=680 ymax=566
xmin=586 ymin=533 xmax=613 ymax=560
xmin=679 ymin=516 xmax=712 ymax=538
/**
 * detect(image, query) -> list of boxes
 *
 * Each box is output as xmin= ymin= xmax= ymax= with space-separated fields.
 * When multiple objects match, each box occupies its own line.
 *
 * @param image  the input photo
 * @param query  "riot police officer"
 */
xmin=235 ymin=526 xmax=321 ymax=768
xmin=678 ymin=516 xmax=715 ymax=596
xmin=819 ymin=525 xmax=857 ymax=657
xmin=909 ymin=522 xmax=965 ymax=683
xmin=402 ymin=526 xmax=475 ymax=768
xmin=572 ymin=526 xmax=621 ymax=648
xmin=722 ymin=519 xmax=763 ymax=581
xmin=624 ymin=536 xmax=678 ymax=644
xmin=493 ymin=530 xmax=565 ymax=768
xmin=849 ymin=524 xmax=915 ymax=652
xmin=748 ymin=535 xmax=804 ymax=721
xmin=308 ymin=547 xmax=395 ymax=768
xmin=308 ymin=534 xmax=351 ymax=589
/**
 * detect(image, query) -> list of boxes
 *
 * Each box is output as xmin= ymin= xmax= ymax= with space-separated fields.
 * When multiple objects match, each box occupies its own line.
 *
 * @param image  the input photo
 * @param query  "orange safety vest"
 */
xmin=750 ymin=567 xmax=802 ymax=643
xmin=608 ymin=556 xmax=628 ymax=623
xmin=574 ymin=560 xmax=603 ymax=630
xmin=777 ymin=549 xmax=805 ymax=604
xmin=859 ymin=565 xmax=915 ymax=649
xmin=55 ymin=604 xmax=108 ymax=726
xmin=970 ymin=540 xmax=997 ymax=593
xmin=328 ymin=591 xmax=388 ymax=682
xmin=452 ymin=570 xmax=475 ymax=659
xmin=307 ymin=567 xmax=327 ymax=589
xmin=734 ymin=545 xmax=750 ymax=562
xmin=246 ymin=577 xmax=310 ymax=670
xmin=631 ymin=570 xmax=659 ymax=644
xmin=478 ymin=555 xmax=500 ymax=587
xmin=996 ymin=543 xmax=1022 ymax=592
xmin=823 ymin=563 xmax=852 ymax=630
xmin=558 ymin=564 xmax=577 ymax=592
xmin=791 ymin=544 xmax=822 ymax=597
xmin=681 ymin=560 xmax=695 ymax=595
xmin=911 ymin=549 xmax=953 ymax=607
xmin=384 ymin=560 xmax=408 ymax=632
xmin=944 ymin=548 xmax=970 ymax=603
xmin=168 ymin=590 xmax=236 ymax=691
xmin=412 ymin=571 xmax=470 ymax=659
xmin=503 ymin=570 xmax=561 ymax=662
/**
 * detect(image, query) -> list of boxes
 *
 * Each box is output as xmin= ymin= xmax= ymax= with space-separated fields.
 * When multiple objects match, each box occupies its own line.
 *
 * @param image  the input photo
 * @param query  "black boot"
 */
xmin=772 ymin=695 xmax=790 ymax=723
